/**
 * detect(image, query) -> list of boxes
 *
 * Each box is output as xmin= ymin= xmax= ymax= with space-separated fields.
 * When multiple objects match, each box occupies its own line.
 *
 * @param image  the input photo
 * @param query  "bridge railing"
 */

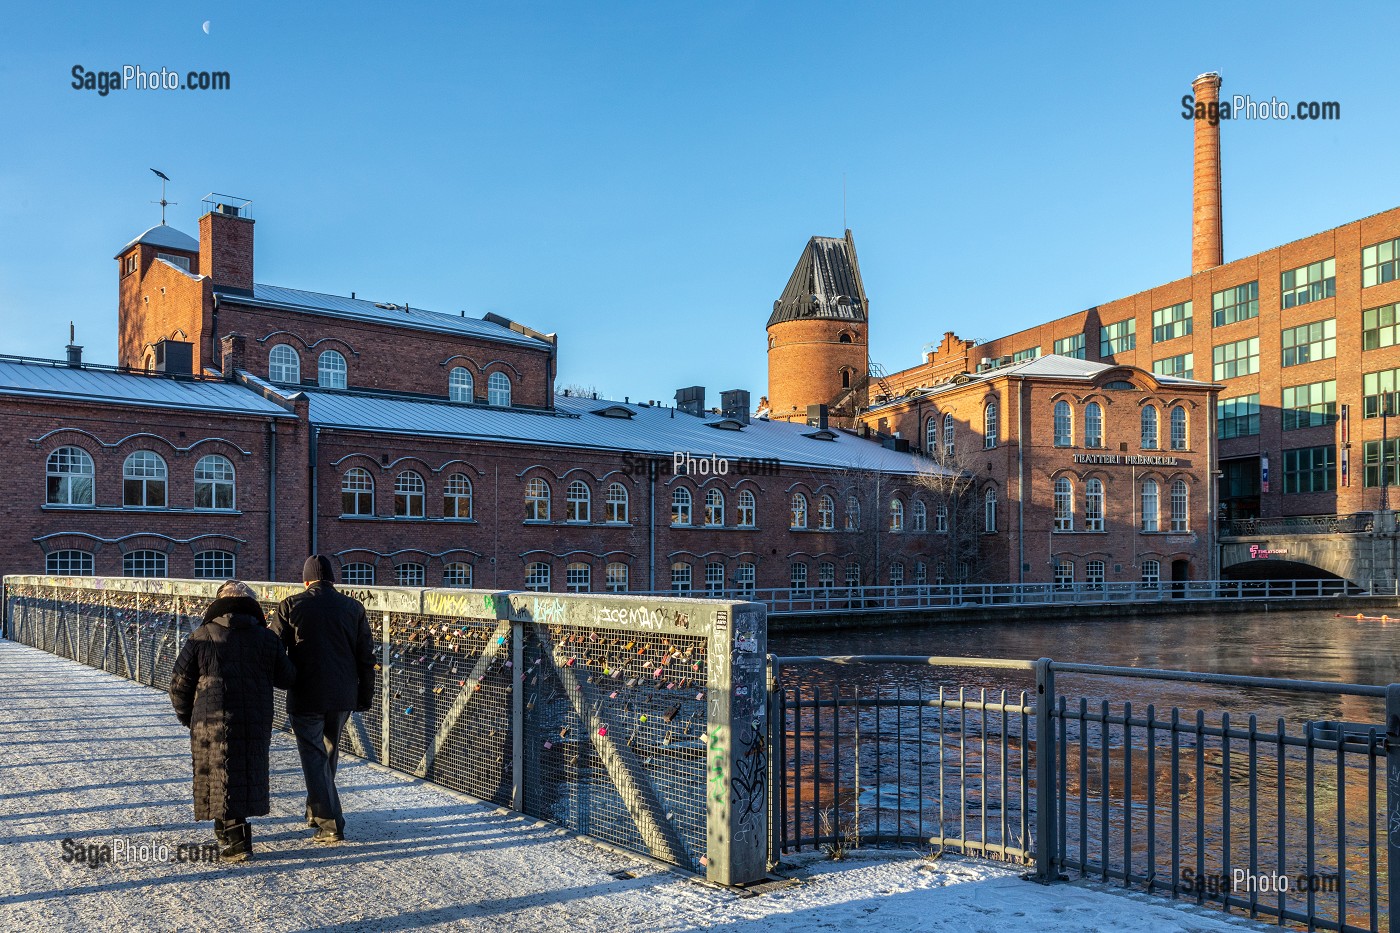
xmin=0 ymin=575 xmax=769 ymax=886
xmin=1221 ymin=512 xmax=1379 ymax=537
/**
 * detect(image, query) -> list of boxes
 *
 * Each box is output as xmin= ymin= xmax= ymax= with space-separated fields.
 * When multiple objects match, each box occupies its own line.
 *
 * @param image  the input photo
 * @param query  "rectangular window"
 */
xmin=1362 ymin=368 xmax=1400 ymax=418
xmin=1281 ymin=380 xmax=1338 ymax=431
xmin=1362 ymin=303 xmax=1400 ymax=350
xmin=1053 ymin=559 xmax=1074 ymax=590
xmin=1212 ymin=281 xmax=1259 ymax=327
xmin=1363 ymin=439 xmax=1400 ymax=487
xmin=1054 ymin=334 xmax=1086 ymax=359
xmin=1012 ymin=346 xmax=1041 ymax=362
xmin=1280 ymin=258 xmax=1336 ymax=310
xmin=1362 ymin=237 xmax=1400 ymax=288
xmin=1283 ymin=445 xmax=1336 ymax=494
xmin=1151 ymin=301 xmax=1192 ymax=343
xmin=1217 ymin=394 xmax=1261 ymax=439
xmin=1281 ymin=319 xmax=1336 ymax=367
xmin=1153 ymin=353 xmax=1194 ymax=380
xmin=1085 ymin=559 xmax=1105 ymax=590
xmin=1100 ymin=319 xmax=1136 ymax=356
xmin=156 ymin=252 xmax=191 ymax=271
xmin=1212 ymin=337 xmax=1260 ymax=381
xmin=193 ymin=550 xmax=236 ymax=579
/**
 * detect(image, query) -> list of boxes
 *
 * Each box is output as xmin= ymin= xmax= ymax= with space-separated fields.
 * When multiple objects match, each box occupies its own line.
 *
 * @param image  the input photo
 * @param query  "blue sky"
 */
xmin=1 ymin=2 xmax=1396 ymax=405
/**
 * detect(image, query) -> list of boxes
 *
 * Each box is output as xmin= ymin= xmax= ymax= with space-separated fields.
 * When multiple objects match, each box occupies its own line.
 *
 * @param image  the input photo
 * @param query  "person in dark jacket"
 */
xmin=271 ymin=555 xmax=377 ymax=843
xmin=170 ymin=580 xmax=295 ymax=863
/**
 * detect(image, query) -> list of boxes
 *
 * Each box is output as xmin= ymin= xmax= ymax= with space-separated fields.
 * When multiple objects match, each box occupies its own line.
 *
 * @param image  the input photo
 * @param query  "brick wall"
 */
xmin=766 ymin=318 xmax=868 ymax=422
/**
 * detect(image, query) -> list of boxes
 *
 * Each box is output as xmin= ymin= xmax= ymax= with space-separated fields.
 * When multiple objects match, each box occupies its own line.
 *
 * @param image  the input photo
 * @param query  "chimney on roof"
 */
xmin=65 ymin=322 xmax=82 ymax=367
xmin=153 ymin=338 xmax=194 ymax=377
xmin=720 ymin=389 xmax=751 ymax=425
xmin=806 ymin=404 xmax=829 ymax=431
xmin=1191 ymin=72 xmax=1224 ymax=273
xmin=199 ymin=195 xmax=254 ymax=292
xmin=220 ymin=333 xmax=247 ymax=381
xmin=675 ymin=385 xmax=705 ymax=417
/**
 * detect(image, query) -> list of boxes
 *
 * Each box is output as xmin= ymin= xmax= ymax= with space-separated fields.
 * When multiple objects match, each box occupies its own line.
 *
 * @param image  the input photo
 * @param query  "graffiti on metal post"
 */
xmin=730 ymin=718 xmax=767 ymax=842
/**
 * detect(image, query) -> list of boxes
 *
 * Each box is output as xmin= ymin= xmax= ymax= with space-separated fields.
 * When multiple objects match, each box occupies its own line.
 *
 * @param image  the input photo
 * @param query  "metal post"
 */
xmin=1385 ymin=683 xmax=1400 ymax=933
xmin=766 ymin=655 xmax=782 ymax=871
xmin=1034 ymin=658 xmax=1059 ymax=883
xmin=511 ymin=619 xmax=525 ymax=812
xmin=380 ymin=611 xmax=391 ymax=764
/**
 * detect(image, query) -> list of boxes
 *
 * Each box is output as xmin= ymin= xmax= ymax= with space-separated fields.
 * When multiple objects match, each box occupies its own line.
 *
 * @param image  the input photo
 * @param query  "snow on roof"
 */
xmin=302 ymin=389 xmax=941 ymax=474
xmin=215 ymin=284 xmax=553 ymax=350
xmin=114 ymin=223 xmax=199 ymax=258
xmin=0 ymin=358 xmax=295 ymax=418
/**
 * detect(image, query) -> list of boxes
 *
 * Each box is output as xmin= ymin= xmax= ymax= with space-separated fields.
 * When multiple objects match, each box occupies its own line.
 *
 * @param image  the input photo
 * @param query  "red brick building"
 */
xmin=2 ymin=198 xmax=961 ymax=594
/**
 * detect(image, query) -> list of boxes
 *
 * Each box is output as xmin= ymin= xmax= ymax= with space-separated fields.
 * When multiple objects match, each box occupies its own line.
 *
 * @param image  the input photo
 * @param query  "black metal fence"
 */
xmin=770 ymin=655 xmax=1394 ymax=933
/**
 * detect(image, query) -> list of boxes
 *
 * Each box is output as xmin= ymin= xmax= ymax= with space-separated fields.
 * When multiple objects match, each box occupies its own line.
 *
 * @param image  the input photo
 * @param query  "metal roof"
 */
xmin=115 ymin=224 xmax=200 ymax=258
xmin=767 ymin=232 xmax=869 ymax=327
xmin=215 ymin=284 xmax=553 ymax=350
xmin=0 ymin=358 xmax=294 ymax=417
xmin=304 ymin=389 xmax=941 ymax=475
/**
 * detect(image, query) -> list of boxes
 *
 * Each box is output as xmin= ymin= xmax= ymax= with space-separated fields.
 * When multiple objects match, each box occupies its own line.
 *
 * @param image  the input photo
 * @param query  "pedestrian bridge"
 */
xmin=1219 ymin=511 xmax=1399 ymax=587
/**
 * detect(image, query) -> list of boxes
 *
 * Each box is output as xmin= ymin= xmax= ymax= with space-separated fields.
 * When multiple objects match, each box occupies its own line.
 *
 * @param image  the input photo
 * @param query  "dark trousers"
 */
xmin=290 ymin=710 xmax=351 ymax=834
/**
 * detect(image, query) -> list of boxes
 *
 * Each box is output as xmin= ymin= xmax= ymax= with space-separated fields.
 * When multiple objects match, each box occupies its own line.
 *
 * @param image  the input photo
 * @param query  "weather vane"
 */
xmin=150 ymin=168 xmax=176 ymax=224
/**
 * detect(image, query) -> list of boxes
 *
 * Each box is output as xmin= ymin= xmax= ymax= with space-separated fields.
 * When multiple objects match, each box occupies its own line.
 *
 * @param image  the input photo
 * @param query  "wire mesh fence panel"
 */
xmin=522 ymin=622 xmax=711 ymax=871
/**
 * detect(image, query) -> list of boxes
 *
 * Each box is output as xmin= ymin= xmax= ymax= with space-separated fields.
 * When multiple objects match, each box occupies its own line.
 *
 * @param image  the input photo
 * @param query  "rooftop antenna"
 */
xmin=150 ymin=168 xmax=176 ymax=224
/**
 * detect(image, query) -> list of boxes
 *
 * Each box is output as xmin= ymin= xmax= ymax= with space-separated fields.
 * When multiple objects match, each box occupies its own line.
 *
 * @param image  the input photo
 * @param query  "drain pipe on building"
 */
xmin=267 ymin=420 xmax=278 ymax=580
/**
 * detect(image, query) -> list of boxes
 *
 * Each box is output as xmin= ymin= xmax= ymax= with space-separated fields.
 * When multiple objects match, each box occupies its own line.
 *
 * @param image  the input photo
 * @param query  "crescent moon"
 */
xmin=202 ymin=20 xmax=211 ymax=34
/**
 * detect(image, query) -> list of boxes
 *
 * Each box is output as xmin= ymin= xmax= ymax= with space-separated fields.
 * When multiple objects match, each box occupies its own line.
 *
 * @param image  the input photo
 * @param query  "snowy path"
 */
xmin=0 ymin=638 xmax=1269 ymax=932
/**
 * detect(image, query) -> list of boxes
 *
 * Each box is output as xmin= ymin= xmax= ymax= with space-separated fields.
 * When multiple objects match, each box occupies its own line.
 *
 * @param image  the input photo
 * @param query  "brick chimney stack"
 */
xmin=1191 ymin=71 xmax=1224 ymax=273
xmin=200 ymin=202 xmax=255 ymax=292
xmin=220 ymin=333 xmax=247 ymax=380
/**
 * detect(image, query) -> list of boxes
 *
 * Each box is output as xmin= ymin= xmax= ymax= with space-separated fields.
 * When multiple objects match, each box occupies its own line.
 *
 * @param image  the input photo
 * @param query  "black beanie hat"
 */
xmin=303 ymin=555 xmax=335 ymax=583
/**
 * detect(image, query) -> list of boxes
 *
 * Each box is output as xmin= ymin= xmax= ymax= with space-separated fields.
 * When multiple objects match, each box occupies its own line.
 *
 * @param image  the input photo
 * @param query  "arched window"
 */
xmin=1141 ymin=405 xmax=1159 ymax=450
xmin=704 ymin=488 xmax=724 ymax=526
xmin=935 ymin=504 xmax=948 ymax=532
xmin=449 ymin=367 xmax=474 ymax=402
xmin=671 ymin=561 xmax=692 ymax=594
xmin=1053 ymin=476 xmax=1074 ymax=531
xmin=47 ymin=550 xmax=94 ymax=575
xmin=912 ymin=499 xmax=927 ymax=532
xmin=890 ymin=561 xmax=905 ymax=587
xmin=845 ymin=496 xmax=861 ymax=531
xmin=566 ymin=480 xmax=591 ymax=523
xmin=488 ymin=372 xmax=511 ymax=407
xmin=525 ymin=478 xmax=551 ymax=521
xmin=1085 ymin=402 xmax=1103 ymax=448
xmin=984 ymin=487 xmax=997 ymax=532
xmin=605 ymin=562 xmax=629 ymax=593
xmin=984 ymin=401 xmax=998 ymax=449
xmin=194 ymin=454 xmax=235 ymax=510
xmin=840 ymin=368 xmax=851 ymax=389
xmin=1086 ymin=560 xmax=1106 ymax=590
xmin=525 ymin=562 xmax=550 ymax=592
xmin=123 ymin=550 xmax=167 ymax=578
xmin=1054 ymin=559 xmax=1074 ymax=590
xmin=1085 ymin=478 xmax=1105 ymax=532
xmin=606 ymin=483 xmax=629 ymax=523
xmin=925 ymin=416 xmax=939 ymax=453
xmin=47 ymin=446 xmax=94 ymax=506
xmin=1054 ymin=400 xmax=1072 ymax=447
xmin=444 ymin=473 xmax=473 ymax=519
xmin=342 ymin=467 xmax=374 ymax=515
xmin=839 ymin=331 xmax=853 ymax=344
xmin=394 ymin=470 xmax=425 ymax=518
xmin=816 ymin=494 xmax=835 ymax=530
xmin=736 ymin=562 xmax=756 ymax=596
xmin=1141 ymin=559 xmax=1161 ymax=586
xmin=342 ymin=562 xmax=375 ymax=586
xmin=268 ymin=344 xmax=300 ymax=383
xmin=566 ymin=562 xmax=591 ymax=592
xmin=737 ymin=489 xmax=756 ymax=527
xmin=672 ymin=487 xmax=692 ymax=525
xmin=318 ymin=350 xmax=347 ymax=389
xmin=890 ymin=498 xmax=905 ymax=532
xmin=790 ymin=493 xmax=808 ymax=529
xmin=846 ymin=563 xmax=862 ymax=588
xmin=1141 ymin=479 xmax=1159 ymax=532
xmin=790 ymin=562 xmax=808 ymax=594
xmin=396 ymin=563 xmax=426 ymax=587
xmin=1170 ymin=406 xmax=1188 ymax=450
xmin=705 ymin=561 xmax=725 ymax=595
xmin=914 ymin=561 xmax=927 ymax=586
xmin=123 ymin=451 xmax=167 ymax=508
xmin=1171 ymin=479 xmax=1189 ymax=531
xmin=943 ymin=414 xmax=956 ymax=454
xmin=444 ymin=562 xmax=473 ymax=588
xmin=817 ymin=561 xmax=835 ymax=590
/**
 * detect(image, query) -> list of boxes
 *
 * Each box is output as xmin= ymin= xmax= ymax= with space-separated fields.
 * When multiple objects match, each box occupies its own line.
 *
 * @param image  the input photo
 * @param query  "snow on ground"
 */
xmin=0 ymin=639 xmax=1270 ymax=932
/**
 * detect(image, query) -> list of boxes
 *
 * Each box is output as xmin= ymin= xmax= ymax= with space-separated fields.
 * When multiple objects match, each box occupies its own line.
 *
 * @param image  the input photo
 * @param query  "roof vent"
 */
xmin=675 ymin=386 xmax=705 ymax=417
xmin=720 ymin=389 xmax=751 ymax=425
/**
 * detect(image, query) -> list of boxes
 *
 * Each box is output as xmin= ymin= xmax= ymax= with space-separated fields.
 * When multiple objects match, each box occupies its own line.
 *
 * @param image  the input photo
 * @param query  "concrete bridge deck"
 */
xmin=0 ymin=639 xmax=1264 ymax=932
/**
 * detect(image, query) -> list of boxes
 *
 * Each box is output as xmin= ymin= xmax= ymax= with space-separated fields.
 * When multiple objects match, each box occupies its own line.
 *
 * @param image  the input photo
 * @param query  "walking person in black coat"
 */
xmin=271 ymin=555 xmax=377 ymax=844
xmin=170 ymin=580 xmax=295 ymax=863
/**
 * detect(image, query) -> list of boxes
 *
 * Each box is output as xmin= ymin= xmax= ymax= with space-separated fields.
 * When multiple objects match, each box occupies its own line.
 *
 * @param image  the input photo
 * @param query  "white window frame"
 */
xmin=525 ymin=562 xmax=551 ymax=592
xmin=47 ymin=446 xmax=94 ymax=507
xmin=394 ymin=471 xmax=426 ymax=518
xmin=672 ymin=487 xmax=692 ymax=526
xmin=268 ymin=344 xmax=300 ymax=383
xmin=444 ymin=473 xmax=473 ymax=519
xmin=566 ymin=480 xmax=591 ymax=523
xmin=318 ymin=350 xmax=348 ymax=389
xmin=193 ymin=549 xmax=235 ymax=579
xmin=342 ymin=468 xmax=374 ymax=516
xmin=194 ymin=454 xmax=236 ymax=510
xmin=525 ymin=478 xmax=551 ymax=522
xmin=606 ymin=483 xmax=629 ymax=523
xmin=123 ymin=451 xmax=168 ymax=508
xmin=487 ymin=372 xmax=512 ymax=407
xmin=448 ymin=366 xmax=474 ymax=402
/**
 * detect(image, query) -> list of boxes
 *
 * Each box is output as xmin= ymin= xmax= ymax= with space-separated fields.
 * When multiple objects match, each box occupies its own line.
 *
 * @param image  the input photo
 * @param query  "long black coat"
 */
xmin=271 ymin=583 xmax=377 ymax=714
xmin=170 ymin=596 xmax=296 ymax=821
